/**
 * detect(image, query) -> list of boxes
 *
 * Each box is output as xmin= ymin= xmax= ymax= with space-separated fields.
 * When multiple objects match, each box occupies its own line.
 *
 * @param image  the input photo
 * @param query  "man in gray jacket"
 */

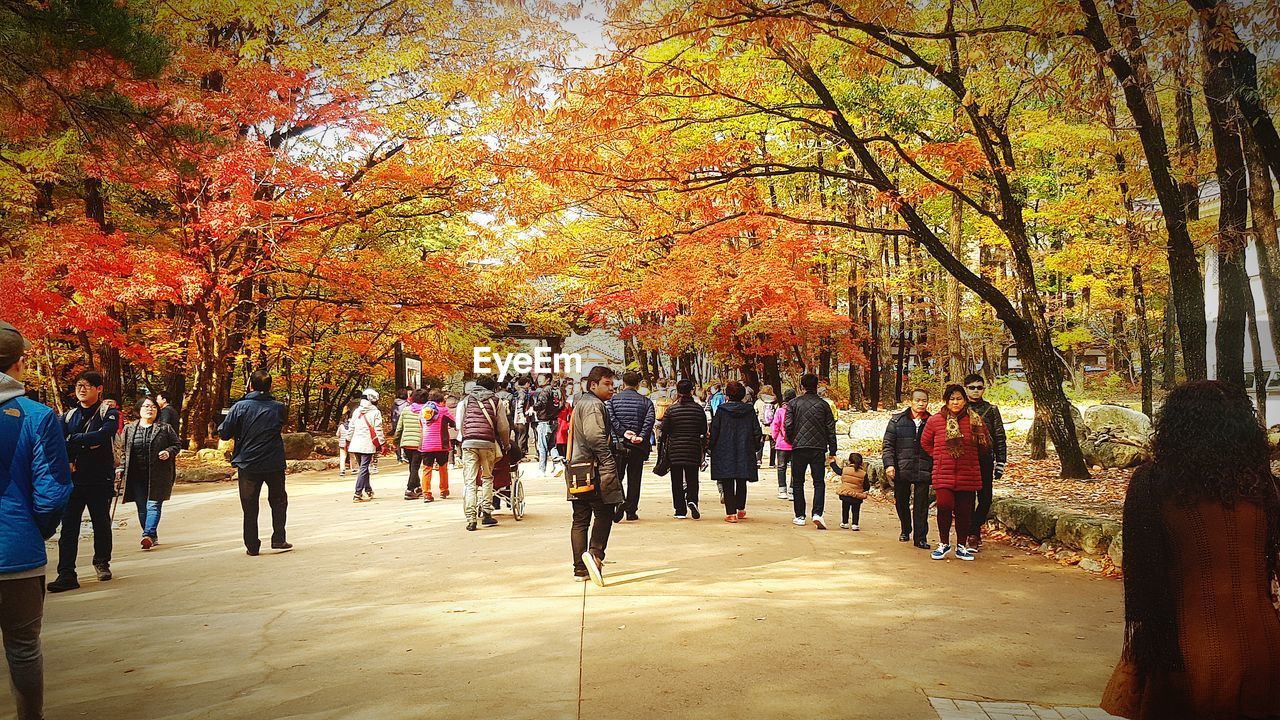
xmin=457 ymin=376 xmax=511 ymax=532
xmin=570 ymin=366 xmax=622 ymax=586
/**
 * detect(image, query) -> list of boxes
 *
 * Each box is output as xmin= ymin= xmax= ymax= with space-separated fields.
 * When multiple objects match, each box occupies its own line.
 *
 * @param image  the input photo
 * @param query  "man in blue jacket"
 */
xmin=1 ymin=320 xmax=72 ymax=720
xmin=219 ymin=371 xmax=291 ymax=556
xmin=49 ymin=369 xmax=121 ymax=592
xmin=607 ymin=370 xmax=654 ymax=522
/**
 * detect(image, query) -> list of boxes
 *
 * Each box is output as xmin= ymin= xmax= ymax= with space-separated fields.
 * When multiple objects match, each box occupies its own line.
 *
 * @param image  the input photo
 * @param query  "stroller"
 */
xmin=478 ymin=446 xmax=526 ymax=521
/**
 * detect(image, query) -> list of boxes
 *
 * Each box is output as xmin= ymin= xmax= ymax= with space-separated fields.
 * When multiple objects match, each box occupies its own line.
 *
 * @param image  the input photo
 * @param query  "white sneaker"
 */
xmin=955 ymin=545 xmax=975 ymax=561
xmin=674 ymin=514 xmax=687 ymax=520
xmin=931 ymin=543 xmax=952 ymax=560
xmin=786 ymin=491 xmax=794 ymax=501
xmin=776 ymin=489 xmax=788 ymax=500
xmin=812 ymin=515 xmax=826 ymax=530
xmin=581 ymin=551 xmax=605 ymax=587
xmin=792 ymin=516 xmax=806 ymax=526
xmin=851 ymin=525 xmax=860 ymax=531
xmin=839 ymin=523 xmax=850 ymax=529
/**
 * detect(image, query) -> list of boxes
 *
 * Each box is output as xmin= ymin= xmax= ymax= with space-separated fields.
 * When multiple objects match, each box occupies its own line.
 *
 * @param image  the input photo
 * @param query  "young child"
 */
xmin=336 ymin=411 xmax=354 ymax=477
xmin=830 ymin=452 xmax=870 ymax=530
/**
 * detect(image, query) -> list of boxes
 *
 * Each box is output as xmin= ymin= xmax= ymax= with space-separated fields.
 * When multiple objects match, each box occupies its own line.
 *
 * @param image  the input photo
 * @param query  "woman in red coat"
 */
xmin=920 ymin=384 xmax=990 ymax=561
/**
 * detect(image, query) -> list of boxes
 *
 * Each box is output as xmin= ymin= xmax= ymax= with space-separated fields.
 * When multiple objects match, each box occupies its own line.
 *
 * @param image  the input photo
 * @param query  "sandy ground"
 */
xmin=6 ymin=462 xmax=1125 ymax=720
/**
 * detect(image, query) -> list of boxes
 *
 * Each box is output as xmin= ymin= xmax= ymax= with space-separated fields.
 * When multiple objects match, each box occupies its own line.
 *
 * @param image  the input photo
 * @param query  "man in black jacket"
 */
xmin=218 ymin=371 xmax=291 ymax=556
xmin=155 ymin=392 xmax=181 ymax=437
xmin=607 ymin=370 xmax=655 ymax=522
xmin=49 ymin=370 xmax=121 ymax=592
xmin=533 ymin=374 xmax=563 ymax=475
xmin=783 ymin=373 xmax=837 ymax=530
xmin=882 ymin=389 xmax=933 ymax=548
xmin=963 ymin=374 xmax=1007 ymax=550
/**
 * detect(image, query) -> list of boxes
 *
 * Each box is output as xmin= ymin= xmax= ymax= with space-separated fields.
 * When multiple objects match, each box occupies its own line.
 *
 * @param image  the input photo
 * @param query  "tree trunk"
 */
xmin=1203 ymin=27 xmax=1251 ymax=388
xmin=868 ymin=288 xmax=881 ymax=411
xmin=1244 ymin=132 xmax=1280 ymax=365
xmin=1247 ymin=291 xmax=1267 ymax=424
xmin=948 ymin=195 xmax=964 ymax=381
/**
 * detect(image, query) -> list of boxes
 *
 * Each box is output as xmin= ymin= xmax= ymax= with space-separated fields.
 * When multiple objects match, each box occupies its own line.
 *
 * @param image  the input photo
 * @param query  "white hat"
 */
xmin=362 ymin=388 xmax=380 ymax=403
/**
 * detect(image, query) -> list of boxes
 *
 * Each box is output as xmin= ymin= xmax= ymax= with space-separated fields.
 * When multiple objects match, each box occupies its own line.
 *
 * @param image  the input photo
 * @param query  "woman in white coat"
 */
xmin=348 ymin=389 xmax=385 ymax=502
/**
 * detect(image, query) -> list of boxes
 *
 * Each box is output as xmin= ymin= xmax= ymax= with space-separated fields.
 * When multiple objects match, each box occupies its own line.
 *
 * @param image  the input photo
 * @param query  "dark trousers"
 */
xmin=515 ymin=423 xmax=530 ymax=460
xmin=571 ymin=494 xmax=615 ymax=575
xmin=720 ymin=479 xmax=748 ymax=515
xmin=775 ymin=450 xmax=791 ymax=488
xmin=56 ymin=484 xmax=113 ymax=577
xmin=239 ymin=470 xmax=288 ymax=552
xmin=895 ymin=481 xmax=931 ymax=543
xmin=670 ymin=464 xmax=699 ymax=514
xmin=970 ymin=458 xmax=995 ymax=540
xmin=0 ymin=576 xmax=45 ymax=720
xmin=354 ymin=453 xmax=374 ymax=494
xmin=405 ymin=449 xmax=422 ymax=492
xmin=936 ymin=488 xmax=975 ymax=547
xmin=790 ymin=448 xmax=826 ymax=518
xmin=618 ymin=451 xmax=646 ymax=518
xmin=840 ymin=497 xmax=863 ymax=525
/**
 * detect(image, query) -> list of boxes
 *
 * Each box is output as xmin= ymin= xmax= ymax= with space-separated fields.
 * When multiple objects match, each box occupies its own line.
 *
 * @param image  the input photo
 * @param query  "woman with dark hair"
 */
xmin=919 ymin=384 xmax=989 ymax=561
xmin=118 ymin=396 xmax=181 ymax=550
xmin=770 ymin=388 xmax=796 ymax=500
xmin=660 ymin=378 xmax=708 ymax=519
xmin=710 ymin=381 xmax=761 ymax=522
xmin=1102 ymin=380 xmax=1280 ymax=720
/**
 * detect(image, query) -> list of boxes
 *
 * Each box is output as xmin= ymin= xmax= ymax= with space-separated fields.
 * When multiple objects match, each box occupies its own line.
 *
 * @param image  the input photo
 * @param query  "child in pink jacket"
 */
xmin=770 ymin=388 xmax=796 ymax=500
xmin=417 ymin=390 xmax=455 ymax=502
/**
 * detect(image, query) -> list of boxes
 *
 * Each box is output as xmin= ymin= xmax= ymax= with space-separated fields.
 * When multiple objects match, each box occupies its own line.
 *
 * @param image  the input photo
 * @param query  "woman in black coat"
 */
xmin=119 ymin=397 xmax=182 ymax=550
xmin=659 ymin=378 xmax=708 ymax=519
xmin=710 ymin=381 xmax=762 ymax=523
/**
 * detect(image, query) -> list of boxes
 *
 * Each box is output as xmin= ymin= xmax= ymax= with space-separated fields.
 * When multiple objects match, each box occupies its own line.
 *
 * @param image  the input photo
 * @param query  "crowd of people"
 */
xmin=6 ymin=316 xmax=1280 ymax=720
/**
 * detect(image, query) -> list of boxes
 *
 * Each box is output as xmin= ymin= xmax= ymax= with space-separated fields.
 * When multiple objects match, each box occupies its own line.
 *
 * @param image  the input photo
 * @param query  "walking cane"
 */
xmin=110 ymin=469 xmax=123 ymax=522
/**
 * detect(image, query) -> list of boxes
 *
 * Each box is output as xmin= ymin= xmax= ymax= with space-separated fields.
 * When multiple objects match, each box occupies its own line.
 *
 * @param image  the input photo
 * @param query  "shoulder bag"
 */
xmin=563 ymin=409 xmax=597 ymax=495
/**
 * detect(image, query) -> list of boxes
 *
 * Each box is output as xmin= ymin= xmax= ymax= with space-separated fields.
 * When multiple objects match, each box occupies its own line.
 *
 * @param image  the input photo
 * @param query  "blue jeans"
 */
xmin=354 ymin=453 xmax=375 ymax=494
xmin=536 ymin=422 xmax=558 ymax=472
xmin=135 ymin=499 xmax=163 ymax=540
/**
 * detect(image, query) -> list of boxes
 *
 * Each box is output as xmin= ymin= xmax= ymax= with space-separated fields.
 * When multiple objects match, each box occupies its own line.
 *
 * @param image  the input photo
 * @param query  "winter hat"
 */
xmin=362 ymin=388 xmax=380 ymax=403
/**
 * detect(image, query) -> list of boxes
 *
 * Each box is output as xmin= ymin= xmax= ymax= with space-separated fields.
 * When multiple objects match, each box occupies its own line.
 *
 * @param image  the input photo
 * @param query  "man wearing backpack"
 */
xmin=48 ymin=370 xmax=121 ymax=593
xmin=1 ymin=321 xmax=72 ymax=720
xmin=457 ymin=376 xmax=511 ymax=531
xmin=532 ymin=374 xmax=562 ymax=476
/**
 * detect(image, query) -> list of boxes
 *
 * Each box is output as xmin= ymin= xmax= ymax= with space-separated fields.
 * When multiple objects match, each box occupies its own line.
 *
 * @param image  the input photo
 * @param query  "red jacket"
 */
xmin=555 ymin=404 xmax=573 ymax=444
xmin=919 ymin=411 xmax=985 ymax=492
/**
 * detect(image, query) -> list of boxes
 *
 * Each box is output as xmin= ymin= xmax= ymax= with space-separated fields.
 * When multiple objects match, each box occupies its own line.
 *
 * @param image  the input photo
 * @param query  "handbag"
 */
xmin=362 ymin=414 xmax=383 ymax=453
xmin=653 ymin=438 xmax=670 ymax=477
xmin=563 ymin=409 xmax=596 ymax=495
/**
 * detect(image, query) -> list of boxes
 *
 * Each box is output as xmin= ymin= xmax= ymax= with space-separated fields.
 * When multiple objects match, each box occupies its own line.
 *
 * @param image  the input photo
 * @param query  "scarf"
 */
xmin=944 ymin=407 xmax=990 ymax=459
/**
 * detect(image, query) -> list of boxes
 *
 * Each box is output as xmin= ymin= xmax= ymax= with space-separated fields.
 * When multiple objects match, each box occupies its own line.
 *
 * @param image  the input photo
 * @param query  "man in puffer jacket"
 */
xmin=962 ymin=374 xmax=1007 ymax=550
xmin=457 ymin=376 xmax=510 ymax=531
xmin=783 ymin=373 xmax=837 ymax=529
xmin=394 ymin=389 xmax=427 ymax=500
xmin=0 ymin=321 xmax=72 ymax=720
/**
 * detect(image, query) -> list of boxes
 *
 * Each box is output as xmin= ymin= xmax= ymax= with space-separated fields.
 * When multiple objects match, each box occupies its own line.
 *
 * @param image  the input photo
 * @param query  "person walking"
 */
xmin=418 ymin=390 xmax=453 ymax=502
xmin=218 ymin=371 xmax=292 ymax=556
xmin=391 ymin=388 xmax=410 ymax=464
xmin=154 ymin=391 xmax=181 ymax=439
xmin=962 ymin=374 xmax=1006 ymax=551
xmin=919 ymin=384 xmax=989 ymax=561
xmin=652 ymin=380 xmax=673 ymax=447
xmin=1101 ymin=380 xmax=1280 ymax=720
xmin=658 ymin=379 xmax=707 ymax=520
xmin=607 ymin=371 xmax=655 ymax=522
xmin=395 ymin=389 xmax=427 ymax=500
xmin=347 ymin=389 xmax=385 ymax=502
xmin=513 ymin=376 xmax=534 ymax=459
xmin=336 ymin=404 xmax=355 ymax=477
xmin=770 ymin=388 xmax=795 ymax=500
xmin=831 ymin=453 xmax=870 ymax=530
xmin=883 ymin=389 xmax=933 ymax=548
xmin=783 ymin=374 xmax=837 ymax=529
xmin=554 ymin=392 xmax=573 ymax=475
xmin=709 ymin=381 xmax=760 ymax=523
xmin=532 ymin=374 xmax=562 ymax=475
xmin=444 ymin=394 xmax=461 ymax=468
xmin=1 ymin=321 xmax=73 ymax=720
xmin=457 ymin=376 xmax=510 ymax=531
xmin=569 ymin=366 xmax=622 ymax=585
xmin=48 ymin=370 xmax=121 ymax=592
xmin=754 ymin=385 xmax=778 ymax=468
xmin=118 ymin=397 xmax=181 ymax=550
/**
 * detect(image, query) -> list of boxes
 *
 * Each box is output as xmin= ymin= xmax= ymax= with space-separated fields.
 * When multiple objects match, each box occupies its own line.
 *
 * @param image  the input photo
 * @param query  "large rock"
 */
xmin=991 ymin=497 xmax=1060 ymax=541
xmin=1083 ymin=404 xmax=1153 ymax=442
xmin=286 ymin=459 xmax=336 ymax=474
xmin=865 ymin=459 xmax=888 ymax=492
xmin=195 ymin=448 xmax=227 ymax=462
xmin=1056 ymin=513 xmax=1114 ymax=555
xmin=217 ymin=439 xmax=235 ymax=460
xmin=1108 ymin=531 xmax=1124 ymax=568
xmin=314 ymin=435 xmax=340 ymax=457
xmin=1084 ymin=439 xmax=1150 ymax=469
xmin=282 ymin=432 xmax=315 ymax=461
xmin=846 ymin=418 xmax=888 ymax=442
xmin=177 ymin=465 xmax=235 ymax=484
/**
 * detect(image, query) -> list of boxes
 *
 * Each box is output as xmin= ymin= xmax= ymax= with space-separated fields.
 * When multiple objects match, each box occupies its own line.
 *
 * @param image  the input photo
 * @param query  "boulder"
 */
xmin=282 ymin=432 xmax=315 ymax=461
xmin=1078 ymin=558 xmax=1104 ymax=573
xmin=314 ymin=435 xmax=340 ymax=457
xmin=1056 ymin=513 xmax=1112 ymax=555
xmin=176 ymin=465 xmax=235 ymax=484
xmin=195 ymin=448 xmax=227 ymax=462
xmin=286 ymin=459 xmax=336 ymax=474
xmin=1001 ymin=379 xmax=1032 ymax=401
xmin=217 ymin=438 xmax=235 ymax=460
xmin=1083 ymin=404 xmax=1153 ymax=442
xmin=846 ymin=418 xmax=888 ymax=442
xmin=990 ymin=497 xmax=1059 ymax=541
xmin=1083 ymin=440 xmax=1150 ymax=469
xmin=177 ymin=449 xmax=197 ymax=459
xmin=1107 ymin=531 xmax=1124 ymax=568
xmin=864 ymin=458 xmax=888 ymax=492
